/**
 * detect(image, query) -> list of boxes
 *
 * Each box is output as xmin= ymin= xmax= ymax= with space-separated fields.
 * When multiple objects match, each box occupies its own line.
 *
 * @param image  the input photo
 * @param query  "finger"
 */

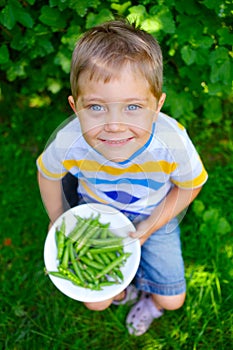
xmin=129 ymin=230 xmax=142 ymax=239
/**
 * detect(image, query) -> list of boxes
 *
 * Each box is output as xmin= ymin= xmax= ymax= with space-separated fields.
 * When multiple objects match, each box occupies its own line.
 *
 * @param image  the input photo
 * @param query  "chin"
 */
xmin=95 ymin=145 xmax=138 ymax=162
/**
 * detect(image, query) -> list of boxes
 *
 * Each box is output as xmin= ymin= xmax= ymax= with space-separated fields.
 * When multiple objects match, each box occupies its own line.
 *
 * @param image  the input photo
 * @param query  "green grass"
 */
xmin=0 ymin=105 xmax=232 ymax=350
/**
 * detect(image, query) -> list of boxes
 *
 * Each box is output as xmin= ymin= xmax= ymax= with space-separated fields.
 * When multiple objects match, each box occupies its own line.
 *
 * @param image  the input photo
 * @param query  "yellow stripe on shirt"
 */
xmin=62 ymin=159 xmax=178 ymax=175
xmin=37 ymin=154 xmax=67 ymax=179
xmin=79 ymin=180 xmax=109 ymax=203
xmin=171 ymin=166 xmax=208 ymax=188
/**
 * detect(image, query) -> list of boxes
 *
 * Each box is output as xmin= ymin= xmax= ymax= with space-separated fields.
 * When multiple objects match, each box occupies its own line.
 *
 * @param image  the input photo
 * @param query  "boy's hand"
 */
xmin=129 ymin=186 xmax=203 ymax=246
xmin=129 ymin=220 xmax=152 ymax=246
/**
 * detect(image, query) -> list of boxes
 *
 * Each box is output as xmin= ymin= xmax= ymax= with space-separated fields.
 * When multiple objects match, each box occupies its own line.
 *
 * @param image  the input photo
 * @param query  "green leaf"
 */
xmin=127 ymin=5 xmax=147 ymax=26
xmin=203 ymin=208 xmax=219 ymax=223
xmin=217 ymin=27 xmax=233 ymax=46
xmin=111 ymin=1 xmax=131 ymax=15
xmin=156 ymin=7 xmax=175 ymax=34
xmin=143 ymin=6 xmax=175 ymax=34
xmin=209 ymin=48 xmax=232 ymax=85
xmin=61 ymin=24 xmax=82 ymax=50
xmin=49 ymin=0 xmax=69 ymax=11
xmin=196 ymin=36 xmax=214 ymax=49
xmin=69 ymin=0 xmax=100 ymax=17
xmin=86 ymin=9 xmax=114 ymax=29
xmin=0 ymin=3 xmax=16 ymax=29
xmin=175 ymin=0 xmax=200 ymax=15
xmin=202 ymin=0 xmax=223 ymax=13
xmin=141 ymin=17 xmax=161 ymax=33
xmin=0 ymin=44 xmax=10 ymax=64
xmin=207 ymin=82 xmax=227 ymax=96
xmin=203 ymin=97 xmax=222 ymax=123
xmin=26 ymin=0 xmax=36 ymax=4
xmin=216 ymin=217 xmax=231 ymax=235
xmin=0 ymin=0 xmax=34 ymax=29
xmin=47 ymin=78 xmax=62 ymax=94
xmin=192 ymin=200 xmax=205 ymax=217
xmin=39 ymin=5 xmax=66 ymax=28
xmin=181 ymin=45 xmax=197 ymax=65
xmin=166 ymin=90 xmax=194 ymax=119
xmin=54 ymin=50 xmax=71 ymax=73
xmin=15 ymin=7 xmax=34 ymax=28
xmin=6 ymin=61 xmax=27 ymax=81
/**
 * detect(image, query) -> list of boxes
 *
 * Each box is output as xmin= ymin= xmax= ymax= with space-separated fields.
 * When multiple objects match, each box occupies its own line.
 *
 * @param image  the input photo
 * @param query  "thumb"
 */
xmin=129 ymin=229 xmax=144 ymax=239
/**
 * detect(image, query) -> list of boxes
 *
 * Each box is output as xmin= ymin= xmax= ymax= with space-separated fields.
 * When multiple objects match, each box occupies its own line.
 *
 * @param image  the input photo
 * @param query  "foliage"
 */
xmin=0 ymin=1 xmax=232 ymax=349
xmin=0 ymin=0 xmax=232 ymax=128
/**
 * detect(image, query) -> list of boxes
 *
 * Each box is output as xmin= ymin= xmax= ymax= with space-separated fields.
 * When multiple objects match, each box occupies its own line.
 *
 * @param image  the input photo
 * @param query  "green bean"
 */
xmin=58 ymin=266 xmax=83 ymax=286
xmin=76 ymin=226 xmax=101 ymax=251
xmin=67 ymin=216 xmax=86 ymax=240
xmin=89 ymin=245 xmax=124 ymax=254
xmin=81 ymin=263 xmax=97 ymax=282
xmin=79 ymin=256 xmax=105 ymax=270
xmin=100 ymin=253 xmax=111 ymax=265
xmin=89 ymin=237 xmax=123 ymax=247
xmin=86 ymin=251 xmax=94 ymax=260
xmin=107 ymin=252 xmax=117 ymax=261
xmin=55 ymin=218 xmax=66 ymax=260
xmin=60 ymin=244 xmax=69 ymax=268
xmin=91 ymin=253 xmax=105 ymax=265
xmin=68 ymin=241 xmax=85 ymax=284
xmin=68 ymin=215 xmax=94 ymax=242
xmin=113 ymin=267 xmax=124 ymax=281
xmin=82 ymin=270 xmax=94 ymax=283
xmin=96 ymin=253 xmax=131 ymax=279
xmin=48 ymin=271 xmax=70 ymax=281
xmin=100 ymin=228 xmax=108 ymax=239
xmin=98 ymin=281 xmax=117 ymax=287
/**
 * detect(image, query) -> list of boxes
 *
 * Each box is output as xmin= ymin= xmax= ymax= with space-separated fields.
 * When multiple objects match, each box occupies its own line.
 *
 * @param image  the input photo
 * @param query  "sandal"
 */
xmin=126 ymin=292 xmax=164 ymax=336
xmin=112 ymin=284 xmax=139 ymax=305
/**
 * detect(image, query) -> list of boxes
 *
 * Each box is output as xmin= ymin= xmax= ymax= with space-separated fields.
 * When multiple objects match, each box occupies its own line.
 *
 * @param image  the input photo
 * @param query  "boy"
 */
xmin=37 ymin=19 xmax=208 ymax=336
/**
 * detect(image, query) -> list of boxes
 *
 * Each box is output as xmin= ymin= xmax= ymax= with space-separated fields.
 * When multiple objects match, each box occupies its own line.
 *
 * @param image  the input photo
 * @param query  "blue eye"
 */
xmin=90 ymin=104 xmax=104 ymax=111
xmin=127 ymin=104 xmax=140 ymax=111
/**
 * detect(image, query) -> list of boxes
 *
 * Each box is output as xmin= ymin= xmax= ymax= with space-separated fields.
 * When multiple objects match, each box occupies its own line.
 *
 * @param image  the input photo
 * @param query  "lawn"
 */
xmin=0 ymin=102 xmax=232 ymax=350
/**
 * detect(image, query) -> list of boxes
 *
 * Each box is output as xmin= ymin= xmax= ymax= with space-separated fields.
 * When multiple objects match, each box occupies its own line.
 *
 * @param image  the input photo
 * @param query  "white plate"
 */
xmin=44 ymin=203 xmax=141 ymax=302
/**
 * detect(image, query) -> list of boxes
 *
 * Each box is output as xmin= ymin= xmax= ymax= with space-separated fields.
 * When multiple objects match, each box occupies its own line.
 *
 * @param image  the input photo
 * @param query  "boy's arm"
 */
xmin=131 ymin=186 xmax=202 ymax=245
xmin=37 ymin=172 xmax=64 ymax=226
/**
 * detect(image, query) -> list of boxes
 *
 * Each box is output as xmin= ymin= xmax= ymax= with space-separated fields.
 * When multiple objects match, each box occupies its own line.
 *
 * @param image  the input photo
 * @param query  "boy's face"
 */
xmin=69 ymin=66 xmax=165 ymax=162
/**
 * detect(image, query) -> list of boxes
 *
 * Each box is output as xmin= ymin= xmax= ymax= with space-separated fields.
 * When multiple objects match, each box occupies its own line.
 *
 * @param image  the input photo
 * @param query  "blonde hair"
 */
xmin=70 ymin=19 xmax=163 ymax=100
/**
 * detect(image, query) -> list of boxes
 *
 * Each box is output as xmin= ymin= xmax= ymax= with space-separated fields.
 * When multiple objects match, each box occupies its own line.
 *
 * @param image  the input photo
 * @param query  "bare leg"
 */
xmin=84 ymin=290 xmax=126 ymax=311
xmin=152 ymin=292 xmax=186 ymax=311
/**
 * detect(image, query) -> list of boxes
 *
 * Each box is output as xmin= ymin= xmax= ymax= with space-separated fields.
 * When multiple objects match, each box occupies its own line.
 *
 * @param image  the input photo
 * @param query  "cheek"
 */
xmin=80 ymin=123 xmax=102 ymax=146
xmin=130 ymin=119 xmax=154 ymax=135
xmin=78 ymin=116 xmax=100 ymax=135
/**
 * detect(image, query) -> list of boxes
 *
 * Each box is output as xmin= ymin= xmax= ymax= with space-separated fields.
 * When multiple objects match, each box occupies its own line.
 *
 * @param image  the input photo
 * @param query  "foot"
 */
xmin=112 ymin=284 xmax=139 ymax=305
xmin=126 ymin=292 xmax=164 ymax=336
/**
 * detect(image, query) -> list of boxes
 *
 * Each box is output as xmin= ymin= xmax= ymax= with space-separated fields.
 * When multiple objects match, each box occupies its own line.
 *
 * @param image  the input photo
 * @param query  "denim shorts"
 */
xmin=125 ymin=214 xmax=186 ymax=296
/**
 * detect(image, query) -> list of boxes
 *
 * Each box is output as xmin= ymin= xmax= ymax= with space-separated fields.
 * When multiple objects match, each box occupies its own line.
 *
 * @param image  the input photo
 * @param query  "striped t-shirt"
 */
xmin=37 ymin=112 xmax=208 ymax=216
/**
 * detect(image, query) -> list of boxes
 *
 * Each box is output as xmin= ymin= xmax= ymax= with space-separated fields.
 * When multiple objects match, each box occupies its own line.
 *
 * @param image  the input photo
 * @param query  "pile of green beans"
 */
xmin=47 ymin=214 xmax=131 ymax=290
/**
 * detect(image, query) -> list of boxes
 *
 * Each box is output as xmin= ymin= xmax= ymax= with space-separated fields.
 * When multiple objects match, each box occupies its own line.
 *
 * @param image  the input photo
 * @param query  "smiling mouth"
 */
xmin=99 ymin=137 xmax=134 ymax=145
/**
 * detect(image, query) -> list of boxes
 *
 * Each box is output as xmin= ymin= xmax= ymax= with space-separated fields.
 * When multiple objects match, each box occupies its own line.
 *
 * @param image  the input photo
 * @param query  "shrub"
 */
xmin=0 ymin=0 xmax=232 ymax=129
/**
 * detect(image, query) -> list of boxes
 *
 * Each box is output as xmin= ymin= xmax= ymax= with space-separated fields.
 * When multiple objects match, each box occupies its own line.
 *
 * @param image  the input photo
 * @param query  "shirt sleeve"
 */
xmin=36 ymin=118 xmax=80 ymax=180
xmin=36 ymin=142 xmax=68 ymax=180
xmin=169 ymin=128 xmax=208 ymax=189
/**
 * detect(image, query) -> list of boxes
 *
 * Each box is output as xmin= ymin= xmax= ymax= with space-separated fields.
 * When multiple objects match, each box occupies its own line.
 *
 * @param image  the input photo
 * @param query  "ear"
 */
xmin=156 ymin=93 xmax=166 ymax=113
xmin=68 ymin=96 xmax=77 ymax=114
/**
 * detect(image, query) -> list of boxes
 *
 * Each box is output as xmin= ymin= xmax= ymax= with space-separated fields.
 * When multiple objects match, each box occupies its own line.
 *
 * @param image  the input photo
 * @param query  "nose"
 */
xmin=104 ymin=107 xmax=126 ymax=132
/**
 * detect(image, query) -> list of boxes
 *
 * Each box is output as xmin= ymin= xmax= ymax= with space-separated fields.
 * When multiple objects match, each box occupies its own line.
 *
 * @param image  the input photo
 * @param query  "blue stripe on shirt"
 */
xmin=74 ymin=173 xmax=164 ymax=191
